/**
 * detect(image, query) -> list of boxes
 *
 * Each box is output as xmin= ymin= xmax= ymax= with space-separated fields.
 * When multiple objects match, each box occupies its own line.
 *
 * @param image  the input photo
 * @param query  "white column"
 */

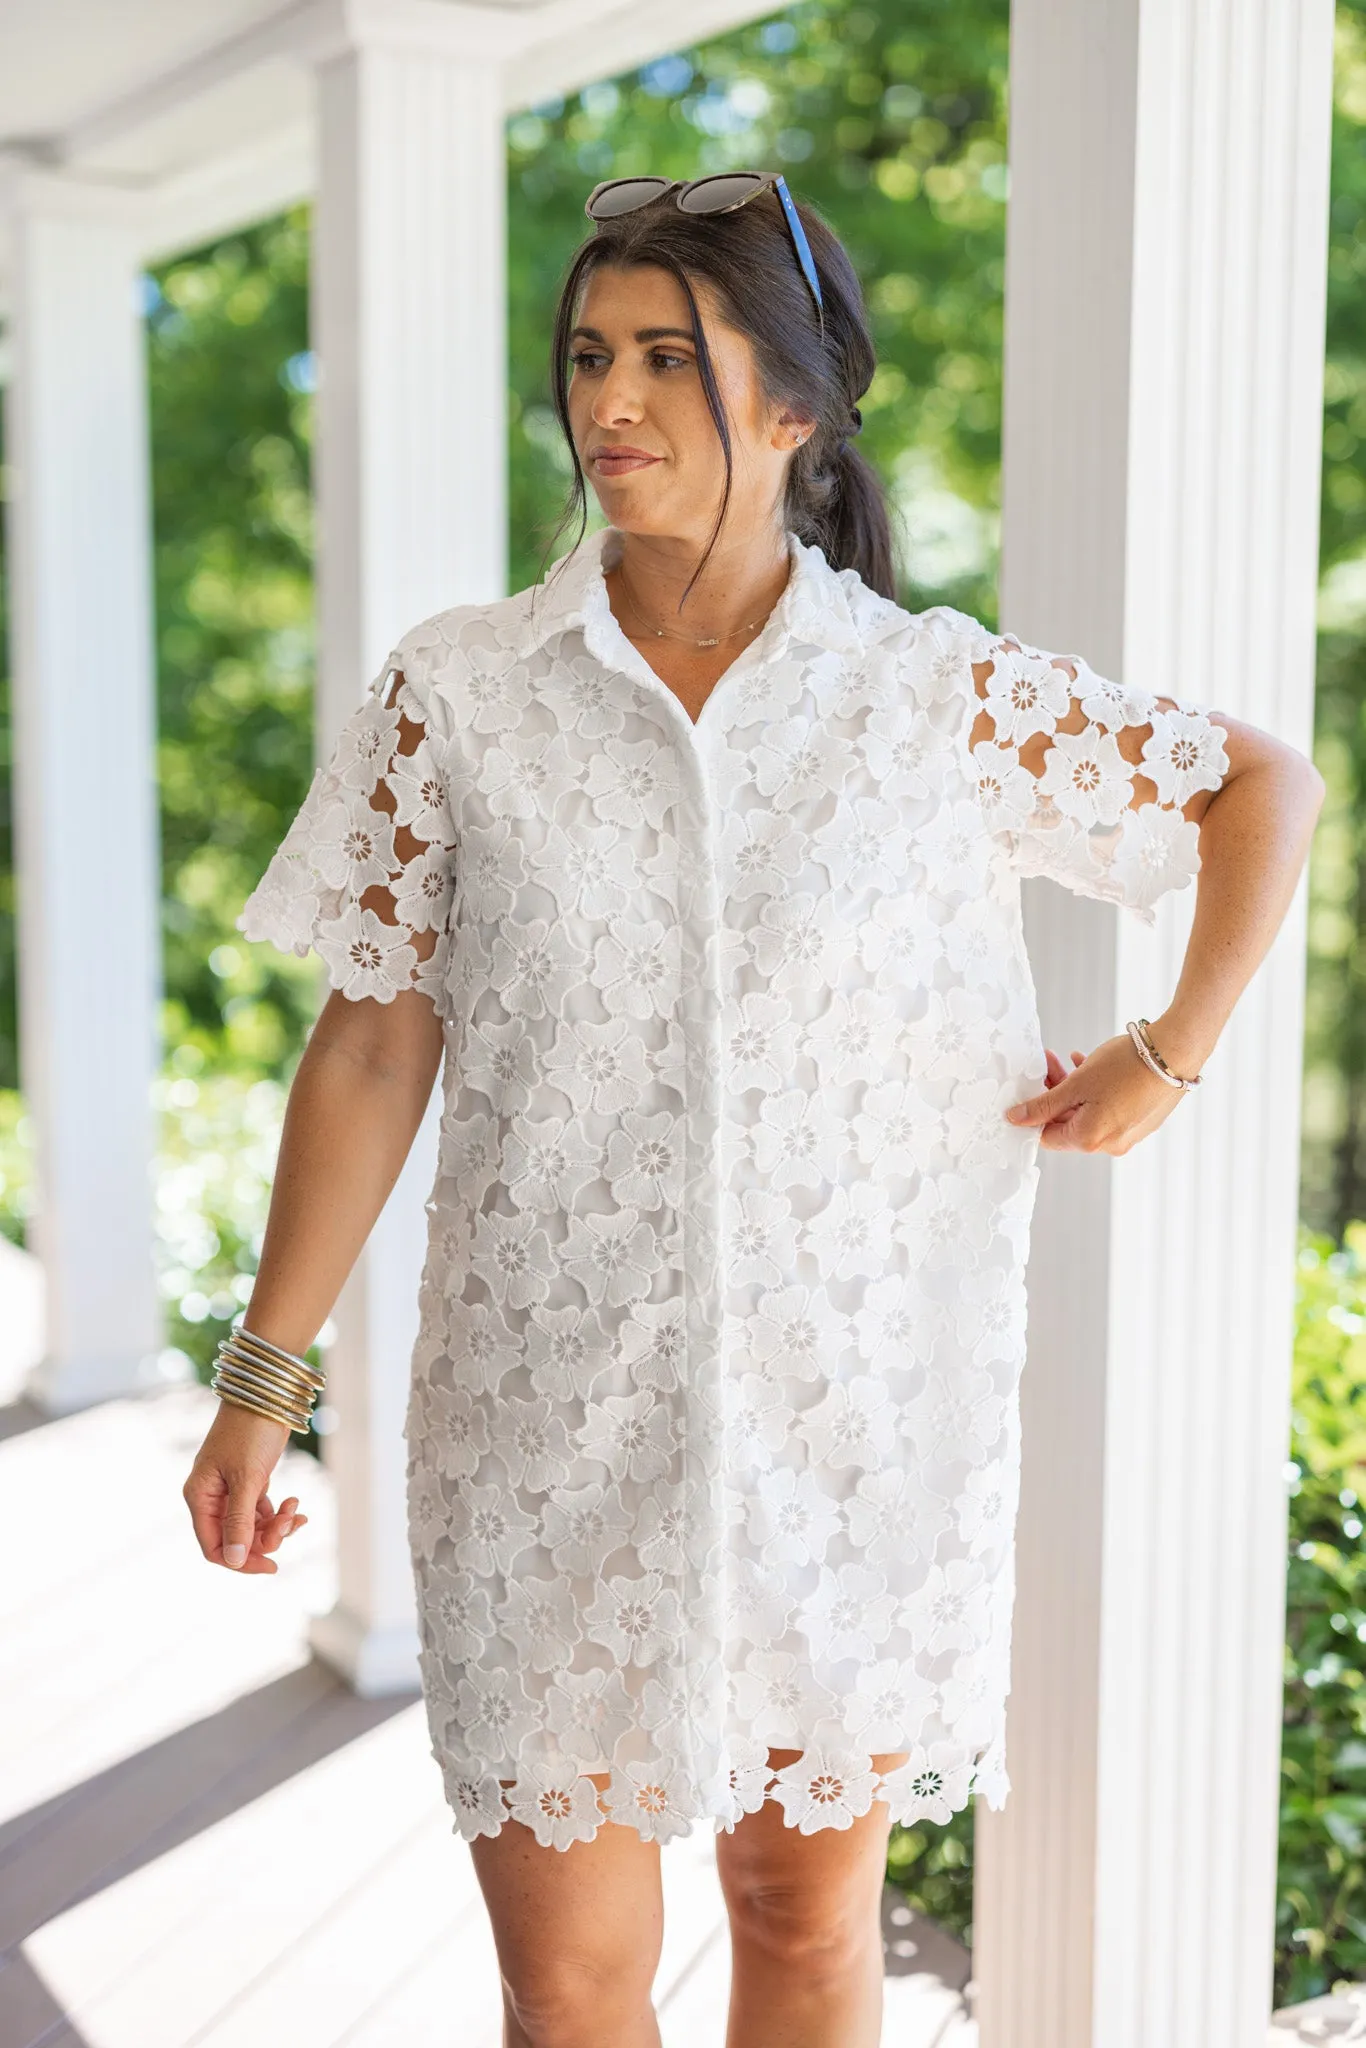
xmin=1 ymin=178 xmax=163 ymax=1414
xmin=306 ymin=36 xmax=507 ymax=1694
xmin=972 ymin=3 xmax=1334 ymax=2043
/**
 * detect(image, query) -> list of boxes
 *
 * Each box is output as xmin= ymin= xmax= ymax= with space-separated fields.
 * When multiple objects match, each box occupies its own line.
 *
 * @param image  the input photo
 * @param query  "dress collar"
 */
xmin=515 ymin=522 xmax=871 ymax=668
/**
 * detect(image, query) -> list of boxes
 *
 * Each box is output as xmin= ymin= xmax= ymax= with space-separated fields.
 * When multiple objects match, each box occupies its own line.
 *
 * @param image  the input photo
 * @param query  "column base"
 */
xmin=308 ymin=1600 xmax=422 ymax=1698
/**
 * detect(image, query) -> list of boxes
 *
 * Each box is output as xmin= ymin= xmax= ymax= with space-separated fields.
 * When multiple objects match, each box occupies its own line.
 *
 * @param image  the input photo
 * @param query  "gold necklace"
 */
xmin=616 ymin=565 xmax=770 ymax=651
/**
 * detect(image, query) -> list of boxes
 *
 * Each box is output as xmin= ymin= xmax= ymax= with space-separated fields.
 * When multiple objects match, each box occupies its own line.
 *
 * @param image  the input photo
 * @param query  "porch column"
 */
xmin=306 ymin=32 xmax=507 ymax=1693
xmin=972 ymin=4 xmax=1334 ymax=2041
xmin=1 ymin=176 xmax=163 ymax=1414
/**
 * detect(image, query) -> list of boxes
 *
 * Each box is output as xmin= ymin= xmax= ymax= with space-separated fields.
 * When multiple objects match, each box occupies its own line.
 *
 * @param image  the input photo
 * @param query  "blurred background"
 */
xmin=0 ymin=0 xmax=1360 ymax=2041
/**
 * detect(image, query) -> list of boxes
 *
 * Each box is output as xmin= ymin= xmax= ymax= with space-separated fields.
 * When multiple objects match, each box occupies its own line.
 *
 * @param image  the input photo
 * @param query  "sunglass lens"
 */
xmin=677 ymin=173 xmax=766 ymax=213
xmin=588 ymin=178 xmax=675 ymax=218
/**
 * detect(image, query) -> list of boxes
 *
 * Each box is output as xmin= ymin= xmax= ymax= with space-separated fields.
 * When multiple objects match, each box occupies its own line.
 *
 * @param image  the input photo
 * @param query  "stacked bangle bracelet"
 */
xmin=1125 ymin=1016 xmax=1203 ymax=1093
xmin=211 ymin=1325 xmax=326 ymax=1436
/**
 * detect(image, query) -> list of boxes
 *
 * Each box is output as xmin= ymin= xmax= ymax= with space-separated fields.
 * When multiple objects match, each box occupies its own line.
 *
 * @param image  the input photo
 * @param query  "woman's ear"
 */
xmin=775 ymin=409 xmax=814 ymax=452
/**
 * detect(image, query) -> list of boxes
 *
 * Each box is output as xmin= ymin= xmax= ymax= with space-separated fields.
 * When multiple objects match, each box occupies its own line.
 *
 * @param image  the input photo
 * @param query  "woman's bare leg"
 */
xmin=467 ymin=1775 xmax=665 ymax=2048
xmin=715 ymin=1748 xmax=908 ymax=2048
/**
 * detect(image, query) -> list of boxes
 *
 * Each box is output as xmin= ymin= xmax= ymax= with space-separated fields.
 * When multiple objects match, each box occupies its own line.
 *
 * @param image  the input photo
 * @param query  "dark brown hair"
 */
xmin=541 ymin=184 xmax=895 ymax=609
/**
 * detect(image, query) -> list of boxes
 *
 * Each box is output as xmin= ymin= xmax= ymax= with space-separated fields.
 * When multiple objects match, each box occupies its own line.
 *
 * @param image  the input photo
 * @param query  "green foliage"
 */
xmin=1301 ymin=2 xmax=1366 ymax=1234
xmin=886 ymin=1799 xmax=973 ymax=1946
xmin=0 ymin=1089 xmax=33 ymax=1248
xmin=150 ymin=1066 xmax=328 ymax=1458
xmin=1319 ymin=9 xmax=1366 ymax=577
xmin=151 ymin=1067 xmax=287 ymax=1370
xmin=1277 ymin=1221 xmax=1366 ymax=2001
xmin=147 ymin=211 xmax=319 ymax=1080
xmin=0 ymin=1074 xmax=327 ymax=1446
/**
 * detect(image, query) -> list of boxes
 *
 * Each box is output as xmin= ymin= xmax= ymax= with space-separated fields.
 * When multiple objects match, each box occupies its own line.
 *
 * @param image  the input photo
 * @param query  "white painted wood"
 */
xmin=305 ymin=33 xmax=509 ymax=1694
xmin=31 ymin=1711 xmax=438 ymax=2047
xmin=655 ymin=1827 xmax=730 ymax=2031
xmin=138 ymin=122 xmax=314 ymax=266
xmin=337 ymin=1903 xmax=502 ymax=2048
xmin=38 ymin=0 xmax=784 ymax=174
xmin=0 ymin=0 xmax=783 ymax=300
xmin=1270 ymin=1986 xmax=1366 ymax=2039
xmin=0 ymin=174 xmax=163 ymax=1415
xmin=972 ymin=3 xmax=1334 ymax=2045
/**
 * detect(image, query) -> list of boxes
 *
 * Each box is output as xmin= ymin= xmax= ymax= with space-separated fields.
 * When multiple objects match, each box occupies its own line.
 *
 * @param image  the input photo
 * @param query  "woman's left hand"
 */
xmin=1004 ymin=1036 xmax=1193 ymax=1153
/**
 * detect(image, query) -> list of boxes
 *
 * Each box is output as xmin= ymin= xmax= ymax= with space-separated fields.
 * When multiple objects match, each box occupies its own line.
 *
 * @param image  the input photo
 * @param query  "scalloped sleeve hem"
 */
xmin=235 ymin=659 xmax=459 ymax=1018
xmin=964 ymin=624 xmax=1230 ymax=921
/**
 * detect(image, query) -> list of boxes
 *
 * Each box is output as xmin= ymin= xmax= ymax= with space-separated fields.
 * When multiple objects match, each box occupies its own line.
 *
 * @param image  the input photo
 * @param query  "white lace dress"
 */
xmin=238 ymin=523 xmax=1231 ymax=1852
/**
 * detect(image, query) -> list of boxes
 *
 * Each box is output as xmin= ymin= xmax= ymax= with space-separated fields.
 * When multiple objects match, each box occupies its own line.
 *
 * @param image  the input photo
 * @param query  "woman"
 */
xmin=182 ymin=174 xmax=1323 ymax=2048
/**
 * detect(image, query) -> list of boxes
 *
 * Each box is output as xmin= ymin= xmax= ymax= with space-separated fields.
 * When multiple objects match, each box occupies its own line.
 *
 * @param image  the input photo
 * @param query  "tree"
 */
xmin=1302 ymin=4 xmax=1366 ymax=1236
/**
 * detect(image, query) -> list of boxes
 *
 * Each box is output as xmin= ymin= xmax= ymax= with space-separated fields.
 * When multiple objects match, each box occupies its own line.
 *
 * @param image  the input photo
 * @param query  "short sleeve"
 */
xmin=964 ymin=626 xmax=1232 ymax=926
xmin=236 ymin=656 xmax=459 ymax=1012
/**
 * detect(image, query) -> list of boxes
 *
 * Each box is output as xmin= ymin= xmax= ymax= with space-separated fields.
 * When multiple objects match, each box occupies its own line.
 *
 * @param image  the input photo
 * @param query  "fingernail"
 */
xmin=224 ymin=1542 xmax=247 ymax=1567
xmin=1006 ymin=1105 xmax=1024 ymax=1121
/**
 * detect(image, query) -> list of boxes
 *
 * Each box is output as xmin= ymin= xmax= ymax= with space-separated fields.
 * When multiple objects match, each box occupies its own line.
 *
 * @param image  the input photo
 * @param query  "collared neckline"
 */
xmin=516 ymin=522 xmax=870 ymax=673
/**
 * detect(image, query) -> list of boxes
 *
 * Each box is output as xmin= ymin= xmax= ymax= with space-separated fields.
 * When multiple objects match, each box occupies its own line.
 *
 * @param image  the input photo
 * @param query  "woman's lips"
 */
xmin=591 ymin=449 xmax=661 ymax=476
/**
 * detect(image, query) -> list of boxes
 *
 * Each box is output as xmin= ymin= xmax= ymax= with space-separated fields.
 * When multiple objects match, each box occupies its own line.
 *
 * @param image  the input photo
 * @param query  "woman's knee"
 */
xmin=723 ymin=1871 xmax=879 ymax=1984
xmin=474 ymin=1789 xmax=662 ymax=2048
xmin=502 ymin=1947 xmax=653 ymax=2048
xmin=718 ymin=1753 xmax=900 ymax=1988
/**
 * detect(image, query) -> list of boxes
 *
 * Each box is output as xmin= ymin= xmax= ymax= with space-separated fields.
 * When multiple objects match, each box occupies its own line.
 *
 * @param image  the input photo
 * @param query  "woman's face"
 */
xmin=565 ymin=261 xmax=808 ymax=549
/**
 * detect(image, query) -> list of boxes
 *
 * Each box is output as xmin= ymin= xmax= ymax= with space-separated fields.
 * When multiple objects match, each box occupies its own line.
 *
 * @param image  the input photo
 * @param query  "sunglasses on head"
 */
xmin=584 ymin=171 xmax=825 ymax=340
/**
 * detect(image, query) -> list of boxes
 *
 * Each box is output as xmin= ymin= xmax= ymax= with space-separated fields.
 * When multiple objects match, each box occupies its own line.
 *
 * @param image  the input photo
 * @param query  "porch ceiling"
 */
xmin=0 ymin=0 xmax=297 ymax=154
xmin=0 ymin=0 xmax=772 ymax=195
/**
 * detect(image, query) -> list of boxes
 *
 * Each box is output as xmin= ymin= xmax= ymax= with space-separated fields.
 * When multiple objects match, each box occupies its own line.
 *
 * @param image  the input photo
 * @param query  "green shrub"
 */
xmin=151 ymin=1064 xmax=287 ymax=1375
xmin=150 ymin=1064 xmax=328 ymax=1455
xmin=1277 ymin=1220 xmax=1366 ymax=2002
xmin=885 ymin=1799 xmax=973 ymax=1946
xmin=0 ymin=1090 xmax=33 ymax=1248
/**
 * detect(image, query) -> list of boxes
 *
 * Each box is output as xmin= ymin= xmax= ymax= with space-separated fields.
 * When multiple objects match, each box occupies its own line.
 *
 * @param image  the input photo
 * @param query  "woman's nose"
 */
xmin=591 ymin=371 xmax=645 ymax=427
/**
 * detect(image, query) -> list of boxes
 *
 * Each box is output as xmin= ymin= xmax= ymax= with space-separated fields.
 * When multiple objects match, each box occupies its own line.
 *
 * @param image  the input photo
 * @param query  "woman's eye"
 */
xmin=568 ymin=348 xmax=692 ymax=373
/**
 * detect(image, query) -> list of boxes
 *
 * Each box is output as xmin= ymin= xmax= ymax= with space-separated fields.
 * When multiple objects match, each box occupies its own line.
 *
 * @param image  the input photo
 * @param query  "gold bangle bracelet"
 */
xmin=214 ymin=1356 xmax=315 ymax=1422
xmin=232 ymin=1325 xmax=326 ymax=1390
xmin=212 ymin=1380 xmax=311 ymax=1434
xmin=217 ymin=1340 xmax=318 ymax=1404
xmin=212 ymin=1368 xmax=312 ymax=1429
xmin=213 ymin=1348 xmax=312 ymax=1403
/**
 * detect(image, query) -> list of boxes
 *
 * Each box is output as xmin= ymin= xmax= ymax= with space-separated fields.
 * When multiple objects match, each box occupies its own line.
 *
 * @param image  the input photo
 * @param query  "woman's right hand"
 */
xmin=183 ymin=1400 xmax=310 ymax=1572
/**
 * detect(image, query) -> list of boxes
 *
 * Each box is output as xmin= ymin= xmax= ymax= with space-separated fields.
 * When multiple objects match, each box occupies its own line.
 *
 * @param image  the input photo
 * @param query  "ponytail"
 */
xmin=785 ymin=406 xmax=894 ymax=599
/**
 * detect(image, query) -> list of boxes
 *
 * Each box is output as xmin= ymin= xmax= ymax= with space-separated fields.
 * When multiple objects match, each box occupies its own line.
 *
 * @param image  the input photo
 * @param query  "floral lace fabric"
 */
xmin=239 ymin=523 xmax=1230 ymax=1852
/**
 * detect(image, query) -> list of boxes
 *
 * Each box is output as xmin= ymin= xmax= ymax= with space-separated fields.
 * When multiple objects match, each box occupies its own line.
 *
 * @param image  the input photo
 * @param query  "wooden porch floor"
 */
xmin=0 ymin=1379 xmax=975 ymax=2048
